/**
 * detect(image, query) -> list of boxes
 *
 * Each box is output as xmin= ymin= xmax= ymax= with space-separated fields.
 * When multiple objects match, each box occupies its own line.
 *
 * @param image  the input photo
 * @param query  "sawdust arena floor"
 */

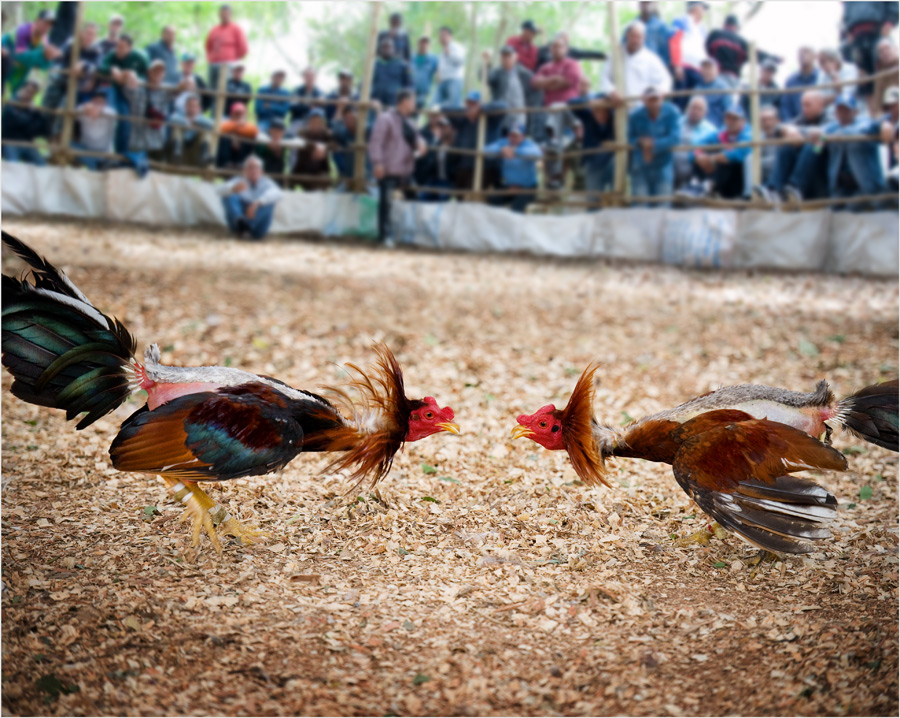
xmin=1 ymin=217 xmax=898 ymax=717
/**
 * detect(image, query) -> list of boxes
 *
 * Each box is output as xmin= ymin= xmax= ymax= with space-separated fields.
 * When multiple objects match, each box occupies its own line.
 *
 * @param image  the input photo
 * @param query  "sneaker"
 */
xmin=783 ymin=185 xmax=803 ymax=207
xmin=235 ymin=218 xmax=249 ymax=239
xmin=752 ymin=184 xmax=774 ymax=203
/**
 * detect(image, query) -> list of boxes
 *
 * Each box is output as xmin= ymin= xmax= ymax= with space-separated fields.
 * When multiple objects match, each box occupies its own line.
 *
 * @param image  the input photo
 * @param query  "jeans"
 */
xmin=630 ymin=163 xmax=673 ymax=206
xmin=769 ymin=144 xmax=829 ymax=198
xmin=377 ymin=176 xmax=408 ymax=241
xmin=2 ymin=145 xmax=46 ymax=165
xmin=223 ymin=195 xmax=276 ymax=239
xmin=672 ymin=66 xmax=703 ymax=111
xmin=71 ymin=142 xmax=105 ymax=170
xmin=489 ymin=188 xmax=536 ymax=213
xmin=108 ymin=85 xmax=131 ymax=154
xmin=435 ymin=78 xmax=462 ymax=106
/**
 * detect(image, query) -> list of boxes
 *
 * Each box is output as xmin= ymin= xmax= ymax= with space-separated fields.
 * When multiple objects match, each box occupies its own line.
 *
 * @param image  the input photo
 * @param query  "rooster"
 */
xmin=1 ymin=232 xmax=459 ymax=551
xmin=512 ymin=364 xmax=898 ymax=554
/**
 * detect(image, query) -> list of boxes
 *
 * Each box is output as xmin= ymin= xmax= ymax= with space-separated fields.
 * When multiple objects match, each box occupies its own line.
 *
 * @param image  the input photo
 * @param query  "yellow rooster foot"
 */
xmin=675 ymin=522 xmax=727 ymax=548
xmin=220 ymin=514 xmax=269 ymax=546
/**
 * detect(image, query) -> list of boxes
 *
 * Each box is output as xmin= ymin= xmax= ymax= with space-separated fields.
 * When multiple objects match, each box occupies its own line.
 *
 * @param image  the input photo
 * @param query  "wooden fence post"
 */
xmin=607 ymin=4 xmax=628 ymax=203
xmin=353 ymin=1 xmax=381 ymax=193
xmin=210 ymin=61 xmax=229 ymax=170
xmin=748 ymin=41 xmax=762 ymax=190
xmin=471 ymin=55 xmax=489 ymax=201
xmin=57 ymin=2 xmax=86 ymax=163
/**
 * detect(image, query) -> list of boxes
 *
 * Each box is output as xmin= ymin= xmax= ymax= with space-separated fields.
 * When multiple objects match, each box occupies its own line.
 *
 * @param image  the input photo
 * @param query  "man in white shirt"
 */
xmin=217 ymin=155 xmax=283 ymax=240
xmin=602 ymin=20 xmax=672 ymax=111
xmin=435 ymin=26 xmax=465 ymax=106
xmin=73 ymin=90 xmax=117 ymax=170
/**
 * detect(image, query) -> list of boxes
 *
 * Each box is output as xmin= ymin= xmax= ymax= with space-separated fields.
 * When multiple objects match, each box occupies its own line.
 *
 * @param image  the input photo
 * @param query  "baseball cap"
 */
xmin=724 ymin=103 xmax=746 ymax=119
xmin=338 ymin=68 xmax=353 ymax=78
xmin=465 ymin=90 xmax=481 ymax=103
xmin=148 ymin=58 xmax=166 ymax=71
xmin=643 ymin=86 xmax=661 ymax=97
xmin=834 ymin=95 xmax=858 ymax=110
xmin=181 ymin=52 xmax=196 ymax=62
xmin=500 ymin=45 xmax=516 ymax=56
xmin=269 ymin=118 xmax=286 ymax=131
xmin=231 ymin=102 xmax=247 ymax=113
xmin=509 ymin=123 xmax=526 ymax=135
xmin=37 ymin=9 xmax=56 ymax=22
xmin=761 ymin=59 xmax=779 ymax=71
xmin=522 ymin=20 xmax=541 ymax=34
xmin=309 ymin=107 xmax=326 ymax=118
xmin=883 ymin=86 xmax=899 ymax=105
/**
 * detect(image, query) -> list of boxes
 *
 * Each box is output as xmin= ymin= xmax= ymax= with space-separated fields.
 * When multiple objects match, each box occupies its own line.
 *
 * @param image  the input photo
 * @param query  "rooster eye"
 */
xmin=539 ymin=420 xmax=547 ymax=428
xmin=551 ymin=425 xmax=560 ymax=433
xmin=425 ymin=411 xmax=434 ymax=420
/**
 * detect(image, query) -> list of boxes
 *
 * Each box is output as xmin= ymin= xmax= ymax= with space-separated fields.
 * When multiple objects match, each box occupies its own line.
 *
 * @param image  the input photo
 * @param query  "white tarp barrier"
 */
xmin=1 ymin=162 xmax=896 ymax=276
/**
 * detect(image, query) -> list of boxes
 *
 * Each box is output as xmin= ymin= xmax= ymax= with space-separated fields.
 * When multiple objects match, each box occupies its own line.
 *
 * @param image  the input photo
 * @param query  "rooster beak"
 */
xmin=437 ymin=422 xmax=461 ymax=435
xmin=509 ymin=424 xmax=535 ymax=440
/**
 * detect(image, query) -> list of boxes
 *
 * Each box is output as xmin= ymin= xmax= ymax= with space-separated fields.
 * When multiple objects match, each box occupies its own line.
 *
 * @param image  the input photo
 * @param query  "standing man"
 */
xmin=224 ymin=62 xmax=252 ymax=116
xmin=218 ymin=155 xmax=283 ymax=241
xmin=72 ymin=90 xmax=117 ymax=169
xmin=841 ymin=2 xmax=898 ymax=110
xmin=486 ymin=45 xmax=541 ymax=134
xmin=97 ymin=14 xmax=124 ymax=57
xmin=100 ymin=34 xmax=148 ymax=154
xmin=706 ymin=14 xmax=780 ymax=88
xmin=145 ymin=26 xmax=179 ymax=85
xmin=627 ymin=86 xmax=681 ymax=203
xmin=781 ymin=47 xmax=821 ymax=121
xmin=435 ymin=27 xmax=465 ymax=106
xmin=505 ymin=19 xmax=541 ymax=72
xmin=255 ymin=69 xmax=291 ymax=132
xmin=368 ymin=89 xmax=422 ymax=245
xmin=371 ymin=38 xmax=413 ymax=109
xmin=2 ymin=9 xmax=61 ymax=95
xmin=568 ymin=92 xmax=617 ymax=200
xmin=601 ymin=21 xmax=672 ymax=111
xmin=412 ymin=37 xmax=438 ymax=110
xmin=670 ymin=1 xmax=710 ymax=109
xmin=636 ymin=2 xmax=671 ymax=68
xmin=377 ymin=12 xmax=411 ymax=63
xmin=205 ymin=4 xmax=248 ymax=92
xmin=532 ymin=34 xmax=583 ymax=107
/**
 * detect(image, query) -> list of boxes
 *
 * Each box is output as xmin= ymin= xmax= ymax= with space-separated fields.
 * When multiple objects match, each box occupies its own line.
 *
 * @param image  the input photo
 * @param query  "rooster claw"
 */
xmin=220 ymin=516 xmax=269 ymax=545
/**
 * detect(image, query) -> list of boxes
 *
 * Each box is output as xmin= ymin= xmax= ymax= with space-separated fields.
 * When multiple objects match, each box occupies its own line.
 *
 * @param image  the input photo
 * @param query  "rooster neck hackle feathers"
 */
xmin=560 ymin=362 xmax=612 ymax=488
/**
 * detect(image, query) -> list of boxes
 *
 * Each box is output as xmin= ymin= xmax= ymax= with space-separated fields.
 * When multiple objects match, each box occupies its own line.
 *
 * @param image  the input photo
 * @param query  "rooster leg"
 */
xmin=675 ymin=522 xmax=726 ymax=548
xmin=161 ymin=477 xmax=269 ymax=550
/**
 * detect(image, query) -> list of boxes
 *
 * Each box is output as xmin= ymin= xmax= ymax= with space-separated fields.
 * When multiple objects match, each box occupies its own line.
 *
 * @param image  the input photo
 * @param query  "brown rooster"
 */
xmin=512 ymin=364 xmax=898 ymax=554
xmin=1 ymin=232 xmax=459 ymax=551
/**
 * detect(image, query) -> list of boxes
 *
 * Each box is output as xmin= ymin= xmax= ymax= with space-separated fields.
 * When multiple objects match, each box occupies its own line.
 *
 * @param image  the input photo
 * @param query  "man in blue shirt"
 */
xmin=674 ymin=95 xmax=716 ymax=188
xmin=255 ymin=70 xmax=291 ymax=133
xmin=485 ymin=124 xmax=542 ymax=213
xmin=694 ymin=58 xmax=731 ymax=128
xmin=412 ymin=36 xmax=439 ymax=111
xmin=443 ymin=91 xmax=508 ymax=190
xmin=781 ymin=46 xmax=820 ymax=121
xmin=683 ymin=104 xmax=752 ymax=199
xmin=824 ymin=95 xmax=887 ymax=209
xmin=289 ymin=67 xmax=325 ymax=131
xmin=145 ymin=26 xmax=179 ymax=85
xmin=371 ymin=37 xmax=413 ymax=108
xmin=637 ymin=2 xmax=670 ymax=67
xmin=569 ymin=93 xmax=616 ymax=200
xmin=627 ymin=86 xmax=681 ymax=204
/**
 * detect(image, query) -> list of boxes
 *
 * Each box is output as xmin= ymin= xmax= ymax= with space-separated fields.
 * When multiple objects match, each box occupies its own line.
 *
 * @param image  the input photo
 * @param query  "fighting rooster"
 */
xmin=1 ymin=232 xmax=459 ymax=551
xmin=512 ymin=364 xmax=898 ymax=554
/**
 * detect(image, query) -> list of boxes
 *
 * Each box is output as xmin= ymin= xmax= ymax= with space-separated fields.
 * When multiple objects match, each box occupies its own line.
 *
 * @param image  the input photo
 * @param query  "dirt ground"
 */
xmin=1 ymin=217 xmax=898 ymax=717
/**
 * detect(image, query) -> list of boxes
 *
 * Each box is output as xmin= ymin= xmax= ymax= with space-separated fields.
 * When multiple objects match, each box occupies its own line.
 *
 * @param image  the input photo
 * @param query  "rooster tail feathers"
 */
xmin=837 ymin=379 xmax=899 ymax=452
xmin=696 ymin=476 xmax=837 ymax=555
xmin=2 ymin=233 xmax=137 ymax=429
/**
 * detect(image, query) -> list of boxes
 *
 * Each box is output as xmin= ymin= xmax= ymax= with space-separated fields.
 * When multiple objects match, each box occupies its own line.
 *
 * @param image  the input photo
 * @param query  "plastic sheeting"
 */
xmin=2 ymin=162 xmax=896 ymax=276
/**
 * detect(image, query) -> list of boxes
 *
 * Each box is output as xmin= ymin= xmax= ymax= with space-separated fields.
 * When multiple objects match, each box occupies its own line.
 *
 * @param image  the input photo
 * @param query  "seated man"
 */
xmin=442 ymin=91 xmax=507 ymax=190
xmin=753 ymin=89 xmax=830 ymax=204
xmin=217 ymin=102 xmax=259 ymax=168
xmin=256 ymin=118 xmax=287 ymax=183
xmin=682 ymin=104 xmax=751 ymax=199
xmin=332 ymin=103 xmax=370 ymax=188
xmin=291 ymin=107 xmax=333 ymax=192
xmin=1 ymin=80 xmax=47 ymax=165
xmin=415 ymin=116 xmax=454 ymax=201
xmin=218 ymin=155 xmax=283 ymax=240
xmin=484 ymin=124 xmax=542 ymax=213
xmin=824 ymin=95 xmax=887 ymax=210
xmin=119 ymin=60 xmax=182 ymax=174
xmin=626 ymin=86 xmax=681 ymax=204
xmin=674 ymin=95 xmax=716 ymax=189
xmin=73 ymin=89 xmax=116 ymax=170
xmin=169 ymin=93 xmax=214 ymax=167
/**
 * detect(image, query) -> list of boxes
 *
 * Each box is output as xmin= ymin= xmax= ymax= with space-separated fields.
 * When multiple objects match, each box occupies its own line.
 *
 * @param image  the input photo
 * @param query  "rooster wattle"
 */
xmin=512 ymin=363 xmax=898 ymax=554
xmin=1 ymin=232 xmax=459 ymax=551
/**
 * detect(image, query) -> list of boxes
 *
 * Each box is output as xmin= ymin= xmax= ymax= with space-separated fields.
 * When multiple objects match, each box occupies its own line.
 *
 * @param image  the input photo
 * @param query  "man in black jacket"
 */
xmin=485 ymin=45 xmax=543 ymax=136
xmin=442 ymin=91 xmax=507 ymax=190
xmin=706 ymin=15 xmax=780 ymax=87
xmin=2 ymin=81 xmax=47 ymax=164
xmin=224 ymin=63 xmax=253 ymax=116
xmin=841 ymin=2 xmax=899 ymax=100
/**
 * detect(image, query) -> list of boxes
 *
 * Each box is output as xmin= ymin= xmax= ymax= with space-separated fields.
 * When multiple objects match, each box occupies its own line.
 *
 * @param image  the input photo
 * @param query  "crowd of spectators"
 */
xmin=1 ymin=2 xmax=898 ymax=243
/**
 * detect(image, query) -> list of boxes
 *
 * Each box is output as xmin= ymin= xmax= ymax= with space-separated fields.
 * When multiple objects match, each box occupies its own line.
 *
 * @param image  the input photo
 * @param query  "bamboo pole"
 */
xmin=607 ymin=4 xmax=628 ymax=203
xmin=354 ymin=1 xmax=381 ymax=193
xmin=209 ymin=61 xmax=229 ymax=167
xmin=57 ymin=2 xmax=86 ymax=162
xmin=748 ymin=41 xmax=761 ymax=188
xmin=471 ymin=55 xmax=489 ymax=201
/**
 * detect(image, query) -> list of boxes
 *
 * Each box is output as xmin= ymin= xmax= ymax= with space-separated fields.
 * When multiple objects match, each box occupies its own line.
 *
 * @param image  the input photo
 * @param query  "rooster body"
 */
xmin=1 ymin=232 xmax=458 ymax=550
xmin=514 ymin=367 xmax=898 ymax=554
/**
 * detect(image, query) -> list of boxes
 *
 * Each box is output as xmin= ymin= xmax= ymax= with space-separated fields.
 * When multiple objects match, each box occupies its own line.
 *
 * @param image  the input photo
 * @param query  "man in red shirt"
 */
xmin=531 ymin=34 xmax=583 ymax=106
xmin=505 ymin=19 xmax=540 ymax=72
xmin=205 ymin=4 xmax=248 ymax=92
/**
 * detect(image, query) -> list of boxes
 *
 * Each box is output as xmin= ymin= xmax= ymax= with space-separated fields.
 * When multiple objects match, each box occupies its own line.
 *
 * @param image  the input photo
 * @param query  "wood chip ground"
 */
xmin=1 ymin=218 xmax=897 ymax=716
